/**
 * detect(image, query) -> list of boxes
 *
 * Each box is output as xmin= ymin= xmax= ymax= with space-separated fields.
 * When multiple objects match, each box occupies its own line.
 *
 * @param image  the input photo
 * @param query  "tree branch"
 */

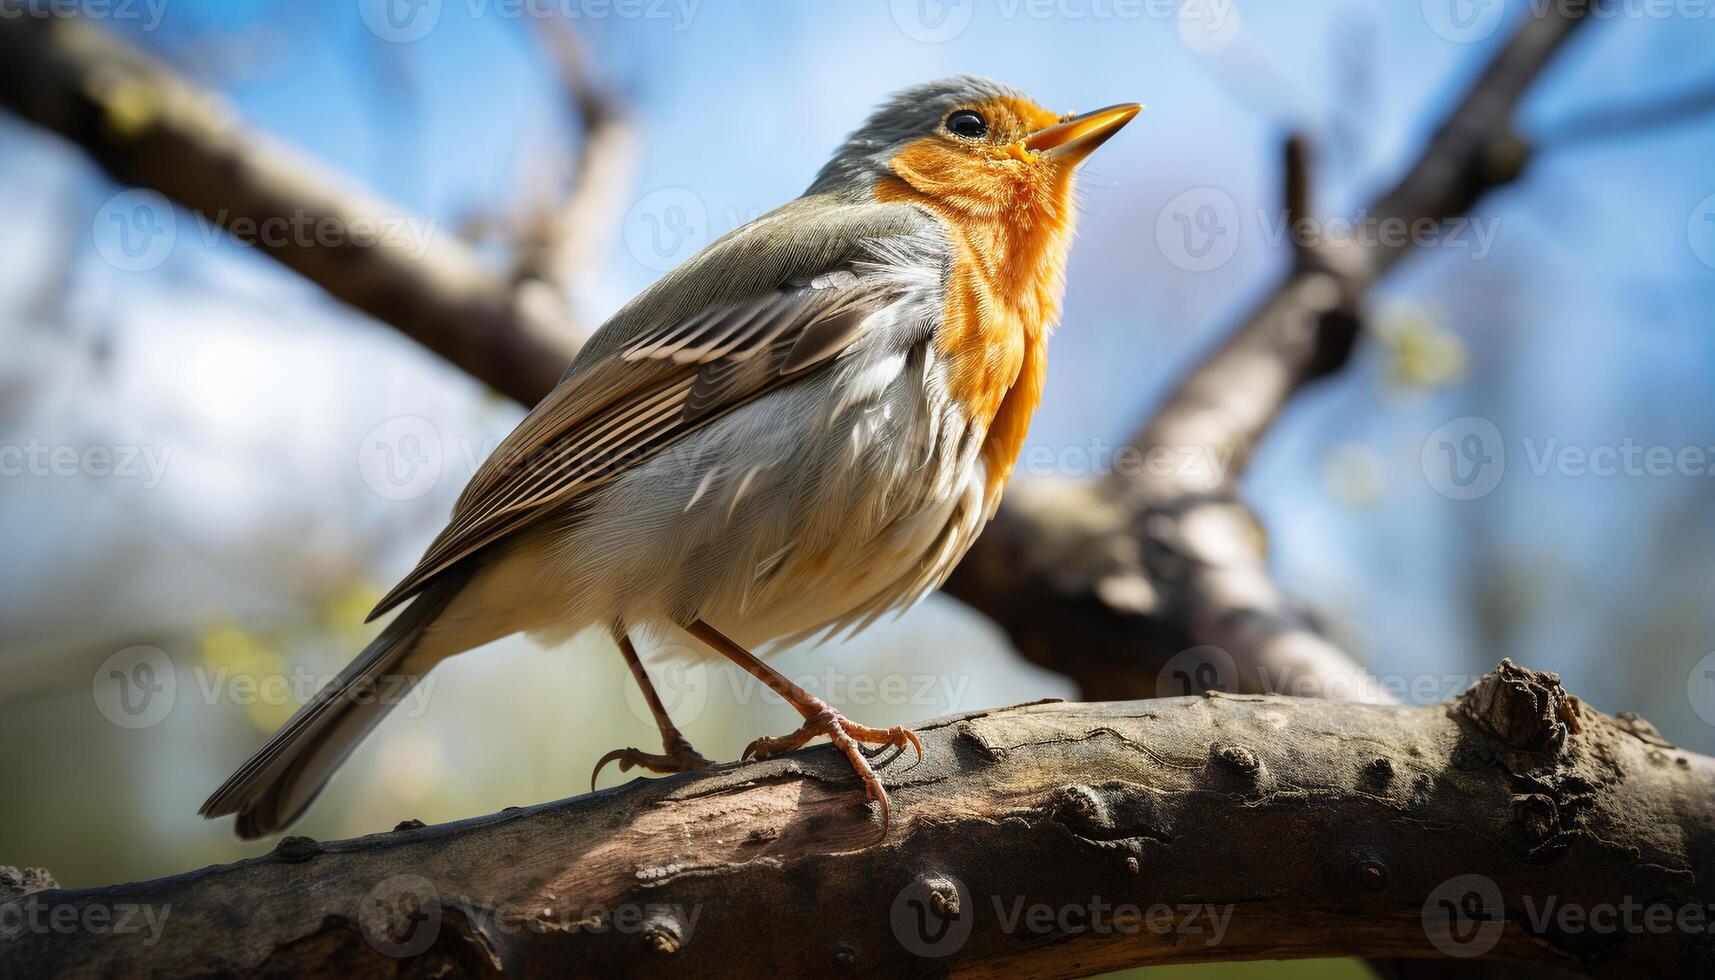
xmin=6 ymin=662 xmax=1712 ymax=977
xmin=1534 ymin=81 xmax=1715 ymax=150
xmin=943 ymin=1 xmax=1597 ymax=703
xmin=0 ymin=9 xmax=582 ymax=403
xmin=507 ymin=15 xmax=639 ymax=295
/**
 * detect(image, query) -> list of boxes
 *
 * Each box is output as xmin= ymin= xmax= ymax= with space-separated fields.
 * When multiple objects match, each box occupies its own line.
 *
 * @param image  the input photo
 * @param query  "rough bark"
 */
xmin=4 ymin=662 xmax=1712 ymax=978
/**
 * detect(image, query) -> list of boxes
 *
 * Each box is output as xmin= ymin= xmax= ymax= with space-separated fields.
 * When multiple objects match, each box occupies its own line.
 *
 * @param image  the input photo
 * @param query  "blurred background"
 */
xmin=0 ymin=1 xmax=1711 ymax=976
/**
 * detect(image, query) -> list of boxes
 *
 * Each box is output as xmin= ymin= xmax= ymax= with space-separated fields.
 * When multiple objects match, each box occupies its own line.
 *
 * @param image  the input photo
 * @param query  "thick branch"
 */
xmin=6 ymin=662 xmax=1712 ymax=977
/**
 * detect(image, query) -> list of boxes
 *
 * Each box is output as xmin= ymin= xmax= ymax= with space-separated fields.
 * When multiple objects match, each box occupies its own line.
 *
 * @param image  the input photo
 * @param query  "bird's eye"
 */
xmin=945 ymin=110 xmax=988 ymax=140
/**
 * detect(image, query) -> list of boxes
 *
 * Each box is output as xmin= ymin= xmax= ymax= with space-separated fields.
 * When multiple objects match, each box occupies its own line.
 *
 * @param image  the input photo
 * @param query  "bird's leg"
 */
xmin=686 ymin=619 xmax=922 ymax=834
xmin=590 ymin=632 xmax=712 ymax=789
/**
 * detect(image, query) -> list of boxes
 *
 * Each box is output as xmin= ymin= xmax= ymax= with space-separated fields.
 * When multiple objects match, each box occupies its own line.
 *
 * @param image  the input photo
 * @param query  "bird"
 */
xmin=200 ymin=76 xmax=1138 ymax=840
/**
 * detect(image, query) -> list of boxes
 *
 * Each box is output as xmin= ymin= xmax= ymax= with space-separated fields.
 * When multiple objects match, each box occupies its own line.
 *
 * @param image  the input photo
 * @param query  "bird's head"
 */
xmin=809 ymin=75 xmax=1139 ymax=223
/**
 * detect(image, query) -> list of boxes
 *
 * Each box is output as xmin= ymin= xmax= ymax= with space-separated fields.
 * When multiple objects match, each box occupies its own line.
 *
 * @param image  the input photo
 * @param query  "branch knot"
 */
xmin=1454 ymin=659 xmax=1583 ymax=753
xmin=0 ymin=866 xmax=57 ymax=901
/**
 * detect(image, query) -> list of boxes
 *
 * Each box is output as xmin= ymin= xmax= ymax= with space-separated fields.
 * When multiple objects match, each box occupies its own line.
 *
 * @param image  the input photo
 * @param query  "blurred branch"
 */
xmin=943 ymin=1 xmax=1597 ymax=704
xmin=1281 ymin=132 xmax=1311 ymax=252
xmin=508 ymin=16 xmax=639 ymax=293
xmin=1131 ymin=0 xmax=1589 ymax=494
xmin=0 ymin=9 xmax=581 ymax=404
xmin=9 ymin=662 xmax=1713 ymax=977
xmin=1534 ymin=81 xmax=1715 ymax=150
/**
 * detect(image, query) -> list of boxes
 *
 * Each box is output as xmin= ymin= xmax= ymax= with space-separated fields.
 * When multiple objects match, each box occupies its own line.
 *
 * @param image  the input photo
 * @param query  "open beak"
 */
xmin=1021 ymin=103 xmax=1142 ymax=166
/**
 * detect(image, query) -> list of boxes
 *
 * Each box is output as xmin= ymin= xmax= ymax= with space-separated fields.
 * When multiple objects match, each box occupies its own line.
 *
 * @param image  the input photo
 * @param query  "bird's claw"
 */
xmin=742 ymin=707 xmax=921 ymax=763
xmin=741 ymin=704 xmax=923 ymax=837
xmin=590 ymin=738 xmax=712 ymax=791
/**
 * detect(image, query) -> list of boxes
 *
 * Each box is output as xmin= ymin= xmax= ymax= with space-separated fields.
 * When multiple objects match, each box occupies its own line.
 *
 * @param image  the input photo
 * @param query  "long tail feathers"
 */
xmin=198 ymin=570 xmax=468 ymax=839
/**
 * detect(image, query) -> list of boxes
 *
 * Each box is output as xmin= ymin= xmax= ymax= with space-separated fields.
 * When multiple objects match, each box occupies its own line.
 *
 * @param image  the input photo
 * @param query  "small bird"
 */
xmin=201 ymin=76 xmax=1138 ymax=839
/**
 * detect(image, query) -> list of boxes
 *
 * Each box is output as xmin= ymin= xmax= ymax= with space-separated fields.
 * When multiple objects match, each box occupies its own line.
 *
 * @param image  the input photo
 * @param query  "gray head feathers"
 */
xmin=806 ymin=75 xmax=1033 ymax=198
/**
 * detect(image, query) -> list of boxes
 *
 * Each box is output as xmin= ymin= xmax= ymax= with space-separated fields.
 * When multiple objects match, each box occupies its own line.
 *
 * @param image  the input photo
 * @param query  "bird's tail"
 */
xmin=198 ymin=569 xmax=470 ymax=839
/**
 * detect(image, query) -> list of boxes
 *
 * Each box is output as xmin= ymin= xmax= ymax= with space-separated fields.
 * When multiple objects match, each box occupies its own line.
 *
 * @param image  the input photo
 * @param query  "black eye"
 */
xmin=945 ymin=110 xmax=988 ymax=140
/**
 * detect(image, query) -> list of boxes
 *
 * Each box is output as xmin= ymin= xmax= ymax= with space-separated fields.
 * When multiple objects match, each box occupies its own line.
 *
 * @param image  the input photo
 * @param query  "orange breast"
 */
xmin=876 ymin=141 xmax=1072 ymax=504
xmin=933 ymin=237 xmax=1052 ymax=504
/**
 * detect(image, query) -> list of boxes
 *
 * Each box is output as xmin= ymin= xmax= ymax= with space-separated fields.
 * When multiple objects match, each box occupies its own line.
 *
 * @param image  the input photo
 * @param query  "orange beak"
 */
xmin=1021 ymin=103 xmax=1142 ymax=166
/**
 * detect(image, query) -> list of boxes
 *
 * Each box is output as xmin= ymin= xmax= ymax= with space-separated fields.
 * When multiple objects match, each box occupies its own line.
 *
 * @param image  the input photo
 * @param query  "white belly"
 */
xmin=533 ymin=339 xmax=989 ymax=650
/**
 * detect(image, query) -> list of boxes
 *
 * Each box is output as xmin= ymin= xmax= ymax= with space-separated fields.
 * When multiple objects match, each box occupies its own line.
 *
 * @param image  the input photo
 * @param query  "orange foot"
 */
xmin=590 ymin=735 xmax=712 ymax=791
xmin=743 ymin=701 xmax=923 ymax=835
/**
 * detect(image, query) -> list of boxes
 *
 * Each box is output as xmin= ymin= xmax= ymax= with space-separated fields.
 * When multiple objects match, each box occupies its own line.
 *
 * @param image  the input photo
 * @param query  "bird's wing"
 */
xmin=367 ymin=199 xmax=939 ymax=620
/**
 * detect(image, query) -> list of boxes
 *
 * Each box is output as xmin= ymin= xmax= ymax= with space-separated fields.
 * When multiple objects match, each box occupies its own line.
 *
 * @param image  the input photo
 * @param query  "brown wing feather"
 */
xmin=366 ymin=273 xmax=886 ymax=620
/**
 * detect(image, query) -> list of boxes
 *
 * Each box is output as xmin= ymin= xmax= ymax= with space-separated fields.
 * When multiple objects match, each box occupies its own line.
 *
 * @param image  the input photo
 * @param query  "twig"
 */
xmin=510 ymin=16 xmax=639 ymax=293
xmin=1534 ymin=81 xmax=1715 ymax=150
